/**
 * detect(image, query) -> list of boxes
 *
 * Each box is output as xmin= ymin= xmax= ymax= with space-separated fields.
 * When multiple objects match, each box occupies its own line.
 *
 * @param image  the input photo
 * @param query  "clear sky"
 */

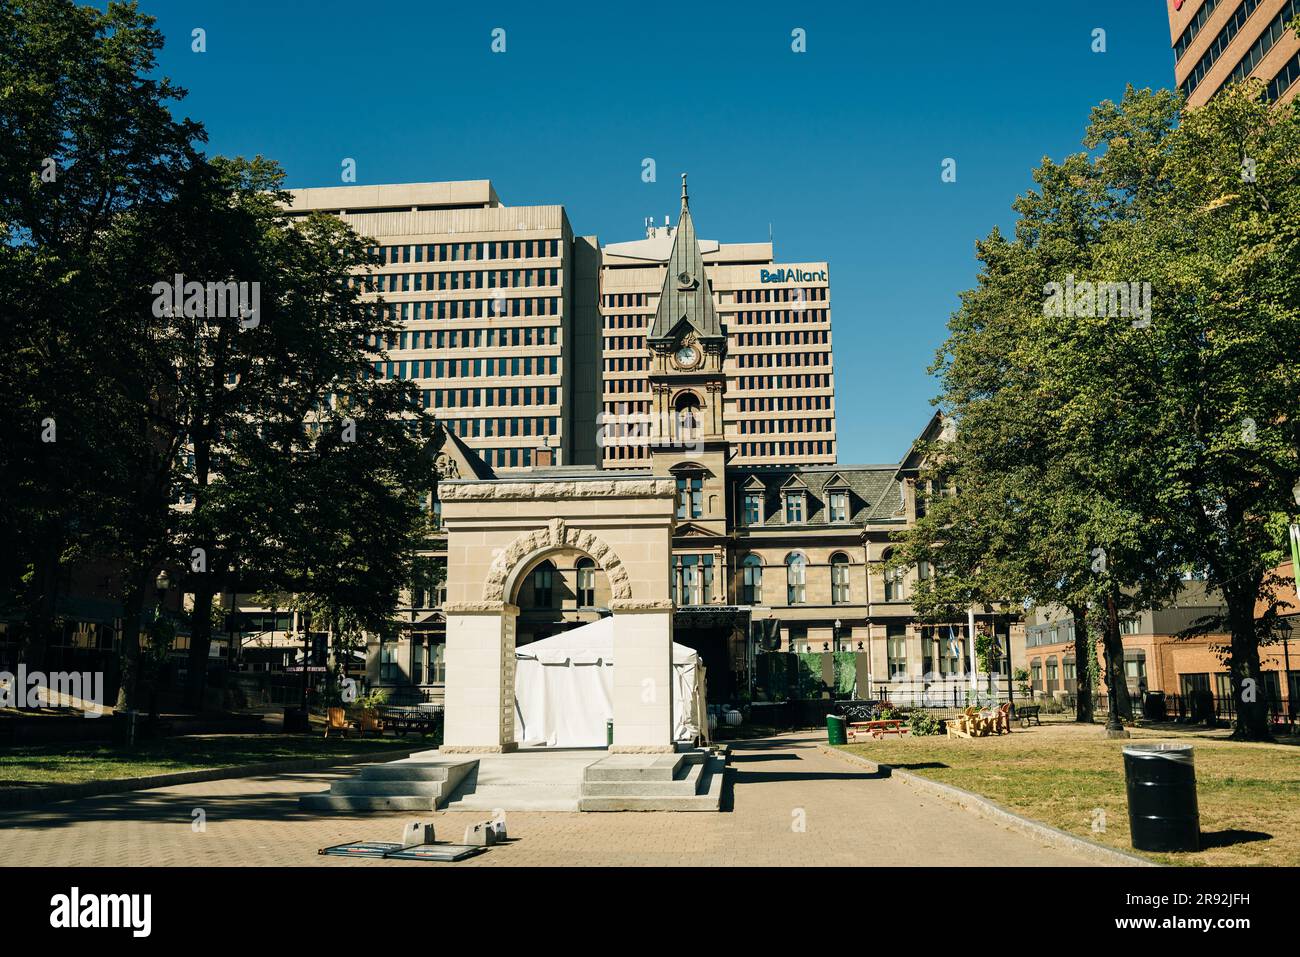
xmin=141 ymin=0 xmax=1176 ymax=464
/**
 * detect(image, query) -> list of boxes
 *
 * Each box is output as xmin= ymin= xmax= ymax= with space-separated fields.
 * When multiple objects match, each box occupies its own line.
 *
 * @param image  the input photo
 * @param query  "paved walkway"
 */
xmin=0 ymin=734 xmax=1104 ymax=866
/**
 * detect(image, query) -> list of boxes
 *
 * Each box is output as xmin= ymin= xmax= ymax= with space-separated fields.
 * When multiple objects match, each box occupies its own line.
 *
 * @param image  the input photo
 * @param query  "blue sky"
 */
xmin=142 ymin=0 xmax=1175 ymax=464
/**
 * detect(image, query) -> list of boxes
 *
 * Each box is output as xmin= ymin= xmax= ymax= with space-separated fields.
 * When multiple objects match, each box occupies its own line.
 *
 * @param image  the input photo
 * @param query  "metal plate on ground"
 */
xmin=385 ymin=843 xmax=485 ymax=862
xmin=318 ymin=841 xmax=402 ymax=858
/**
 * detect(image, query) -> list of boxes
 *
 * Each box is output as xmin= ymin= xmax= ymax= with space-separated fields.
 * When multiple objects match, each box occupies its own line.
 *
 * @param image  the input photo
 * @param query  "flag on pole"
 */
xmin=1289 ymin=524 xmax=1300 ymax=586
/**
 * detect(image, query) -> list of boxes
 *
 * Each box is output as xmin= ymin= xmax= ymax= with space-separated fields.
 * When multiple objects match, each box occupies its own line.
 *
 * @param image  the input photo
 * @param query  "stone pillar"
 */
xmin=441 ymin=603 xmax=518 ymax=753
xmin=610 ymin=604 xmax=675 ymax=753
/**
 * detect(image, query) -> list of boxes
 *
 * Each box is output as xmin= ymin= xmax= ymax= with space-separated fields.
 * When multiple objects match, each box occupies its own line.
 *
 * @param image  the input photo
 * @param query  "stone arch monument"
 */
xmin=438 ymin=473 xmax=678 ymax=753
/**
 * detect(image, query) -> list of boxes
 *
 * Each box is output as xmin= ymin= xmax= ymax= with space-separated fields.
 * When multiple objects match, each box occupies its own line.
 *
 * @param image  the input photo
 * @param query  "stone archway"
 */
xmin=486 ymin=518 xmax=632 ymax=604
xmin=438 ymin=476 xmax=677 ymax=754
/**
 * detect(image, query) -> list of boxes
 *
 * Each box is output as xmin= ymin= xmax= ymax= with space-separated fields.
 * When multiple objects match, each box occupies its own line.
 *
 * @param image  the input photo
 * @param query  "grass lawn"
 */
xmin=840 ymin=720 xmax=1300 ymax=866
xmin=0 ymin=735 xmax=413 ymax=788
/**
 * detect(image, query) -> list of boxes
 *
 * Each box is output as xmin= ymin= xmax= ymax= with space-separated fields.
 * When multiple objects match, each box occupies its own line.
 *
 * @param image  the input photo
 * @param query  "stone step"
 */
xmin=329 ymin=779 xmax=445 ymax=796
xmin=298 ymin=759 xmax=477 ymax=813
xmin=299 ymin=794 xmax=438 ymax=812
xmin=580 ymin=759 xmax=704 ymax=797
xmin=357 ymin=763 xmax=458 ymax=781
xmin=578 ymin=755 xmax=725 ymax=812
xmin=582 ymin=753 xmax=688 ymax=782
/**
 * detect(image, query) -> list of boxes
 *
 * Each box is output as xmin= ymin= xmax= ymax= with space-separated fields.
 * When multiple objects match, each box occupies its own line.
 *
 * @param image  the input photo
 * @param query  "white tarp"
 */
xmin=512 ymin=617 xmax=705 ymax=748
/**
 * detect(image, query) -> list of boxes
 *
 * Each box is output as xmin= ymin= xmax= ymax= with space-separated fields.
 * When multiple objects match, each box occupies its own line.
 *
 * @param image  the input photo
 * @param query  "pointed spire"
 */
xmin=648 ymin=175 xmax=722 ymax=343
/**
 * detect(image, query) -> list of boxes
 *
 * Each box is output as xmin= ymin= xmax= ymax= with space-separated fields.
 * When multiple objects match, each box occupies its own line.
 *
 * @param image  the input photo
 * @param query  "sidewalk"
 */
xmin=0 ymin=733 xmax=1109 ymax=866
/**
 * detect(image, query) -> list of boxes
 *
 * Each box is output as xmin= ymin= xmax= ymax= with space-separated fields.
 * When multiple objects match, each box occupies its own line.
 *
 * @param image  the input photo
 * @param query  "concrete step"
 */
xmin=578 ymin=755 xmax=725 ymax=812
xmin=357 ymin=763 xmax=458 ymax=781
xmin=580 ymin=758 xmax=704 ymax=797
xmin=298 ymin=759 xmax=477 ymax=813
xmin=299 ymin=794 xmax=438 ymax=812
xmin=329 ymin=779 xmax=445 ymax=796
xmin=582 ymin=753 xmax=687 ymax=782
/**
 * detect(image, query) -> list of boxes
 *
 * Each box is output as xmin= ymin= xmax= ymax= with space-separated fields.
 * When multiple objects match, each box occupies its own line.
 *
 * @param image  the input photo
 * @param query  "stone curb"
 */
xmin=0 ymin=746 xmax=425 ymax=811
xmin=818 ymin=744 xmax=1158 ymax=867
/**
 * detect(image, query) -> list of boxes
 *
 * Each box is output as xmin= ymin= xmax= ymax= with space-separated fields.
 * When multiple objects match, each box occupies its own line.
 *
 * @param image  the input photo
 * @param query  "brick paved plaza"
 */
xmin=0 ymin=734 xmax=1104 ymax=867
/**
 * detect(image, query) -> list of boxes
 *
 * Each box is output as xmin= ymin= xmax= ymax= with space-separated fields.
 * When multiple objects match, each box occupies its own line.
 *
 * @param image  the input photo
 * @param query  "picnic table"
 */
xmin=849 ymin=719 xmax=908 ymax=740
xmin=379 ymin=705 xmax=441 ymax=736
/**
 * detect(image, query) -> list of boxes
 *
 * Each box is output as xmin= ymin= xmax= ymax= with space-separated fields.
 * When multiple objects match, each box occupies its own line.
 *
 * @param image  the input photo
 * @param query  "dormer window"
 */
xmin=743 ymin=492 xmax=762 ymax=526
xmin=829 ymin=491 xmax=848 ymax=523
xmin=784 ymin=493 xmax=805 ymax=524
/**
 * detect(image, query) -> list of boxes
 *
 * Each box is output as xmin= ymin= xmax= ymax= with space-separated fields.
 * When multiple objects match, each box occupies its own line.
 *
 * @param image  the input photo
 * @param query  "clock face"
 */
xmin=675 ymin=345 xmax=699 ymax=368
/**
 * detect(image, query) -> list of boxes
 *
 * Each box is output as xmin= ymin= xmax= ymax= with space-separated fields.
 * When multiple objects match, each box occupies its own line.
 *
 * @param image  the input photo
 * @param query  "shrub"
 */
xmin=909 ymin=710 xmax=942 ymax=736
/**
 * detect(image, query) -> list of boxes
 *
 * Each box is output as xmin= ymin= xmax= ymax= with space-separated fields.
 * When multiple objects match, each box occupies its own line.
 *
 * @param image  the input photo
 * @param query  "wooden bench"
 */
xmin=1016 ymin=705 xmax=1042 ymax=728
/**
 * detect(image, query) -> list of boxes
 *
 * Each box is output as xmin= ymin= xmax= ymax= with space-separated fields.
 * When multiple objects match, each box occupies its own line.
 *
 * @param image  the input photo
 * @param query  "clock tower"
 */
xmin=646 ymin=174 xmax=728 ymax=453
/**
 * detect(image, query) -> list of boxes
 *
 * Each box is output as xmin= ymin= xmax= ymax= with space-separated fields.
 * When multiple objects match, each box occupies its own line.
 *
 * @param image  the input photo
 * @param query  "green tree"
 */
xmin=0 ymin=0 xmax=202 ymax=688
xmin=901 ymin=85 xmax=1300 ymax=742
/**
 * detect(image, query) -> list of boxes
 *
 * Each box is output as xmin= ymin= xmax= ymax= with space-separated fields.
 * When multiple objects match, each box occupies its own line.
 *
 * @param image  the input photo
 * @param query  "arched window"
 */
xmin=741 ymin=555 xmax=763 ymax=605
xmin=830 ymin=552 xmax=851 ymax=604
xmin=532 ymin=560 xmax=555 ymax=608
xmin=675 ymin=391 xmax=701 ymax=441
xmin=575 ymin=558 xmax=595 ymax=608
xmin=785 ymin=553 xmax=806 ymax=605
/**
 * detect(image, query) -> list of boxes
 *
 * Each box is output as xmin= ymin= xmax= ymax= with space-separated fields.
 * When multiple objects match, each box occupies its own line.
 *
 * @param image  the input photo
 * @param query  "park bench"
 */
xmin=1016 ymin=705 xmax=1042 ymax=727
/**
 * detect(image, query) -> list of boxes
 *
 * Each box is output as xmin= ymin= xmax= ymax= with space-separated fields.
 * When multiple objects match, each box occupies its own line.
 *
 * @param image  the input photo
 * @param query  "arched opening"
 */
xmin=674 ymin=391 xmax=702 ymax=442
xmin=512 ymin=550 xmax=610 ymax=646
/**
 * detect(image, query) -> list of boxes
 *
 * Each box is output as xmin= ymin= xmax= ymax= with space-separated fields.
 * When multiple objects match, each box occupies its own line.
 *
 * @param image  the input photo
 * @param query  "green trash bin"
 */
xmin=606 ymin=719 xmax=614 ymax=746
xmin=826 ymin=713 xmax=847 ymax=745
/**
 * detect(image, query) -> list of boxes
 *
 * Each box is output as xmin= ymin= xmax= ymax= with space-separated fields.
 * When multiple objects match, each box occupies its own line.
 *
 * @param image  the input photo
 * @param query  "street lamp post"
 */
xmin=1278 ymin=618 xmax=1293 ymax=726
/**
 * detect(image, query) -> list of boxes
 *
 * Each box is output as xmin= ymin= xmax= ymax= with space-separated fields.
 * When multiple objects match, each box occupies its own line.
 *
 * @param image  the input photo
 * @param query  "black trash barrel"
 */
xmin=1143 ymin=691 xmax=1166 ymax=722
xmin=1123 ymin=743 xmax=1199 ymax=852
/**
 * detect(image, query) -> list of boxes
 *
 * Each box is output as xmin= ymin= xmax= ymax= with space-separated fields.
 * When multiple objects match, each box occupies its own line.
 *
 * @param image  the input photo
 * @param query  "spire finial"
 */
xmin=681 ymin=172 xmax=688 ymax=208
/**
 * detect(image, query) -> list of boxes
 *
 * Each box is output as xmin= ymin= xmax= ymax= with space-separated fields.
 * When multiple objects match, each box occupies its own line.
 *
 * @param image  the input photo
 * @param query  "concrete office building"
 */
xmin=1169 ymin=0 xmax=1300 ymax=106
xmin=286 ymin=178 xmax=836 ymax=473
xmin=285 ymin=180 xmax=603 ymax=471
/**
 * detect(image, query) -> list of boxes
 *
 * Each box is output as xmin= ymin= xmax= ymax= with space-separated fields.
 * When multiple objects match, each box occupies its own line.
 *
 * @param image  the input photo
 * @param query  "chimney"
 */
xmin=534 ymin=446 xmax=555 ymax=468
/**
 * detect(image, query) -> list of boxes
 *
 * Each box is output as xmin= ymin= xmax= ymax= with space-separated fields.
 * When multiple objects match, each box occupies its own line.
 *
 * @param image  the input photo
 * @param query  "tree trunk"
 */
xmin=115 ymin=576 xmax=147 ymax=712
xmin=1103 ymin=587 xmax=1132 ymax=723
xmin=184 ymin=574 xmax=216 ymax=711
xmin=1070 ymin=604 xmax=1094 ymax=723
xmin=20 ymin=544 xmax=60 ymax=678
xmin=1225 ymin=585 xmax=1271 ymax=741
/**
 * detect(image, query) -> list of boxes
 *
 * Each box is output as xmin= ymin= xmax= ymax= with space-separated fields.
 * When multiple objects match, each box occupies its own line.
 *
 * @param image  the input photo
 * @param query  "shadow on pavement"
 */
xmin=0 ymin=769 xmax=352 ymax=830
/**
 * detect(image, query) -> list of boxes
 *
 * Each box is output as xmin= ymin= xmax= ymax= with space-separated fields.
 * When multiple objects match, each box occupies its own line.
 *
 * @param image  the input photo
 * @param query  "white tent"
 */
xmin=513 ymin=617 xmax=706 ymax=748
